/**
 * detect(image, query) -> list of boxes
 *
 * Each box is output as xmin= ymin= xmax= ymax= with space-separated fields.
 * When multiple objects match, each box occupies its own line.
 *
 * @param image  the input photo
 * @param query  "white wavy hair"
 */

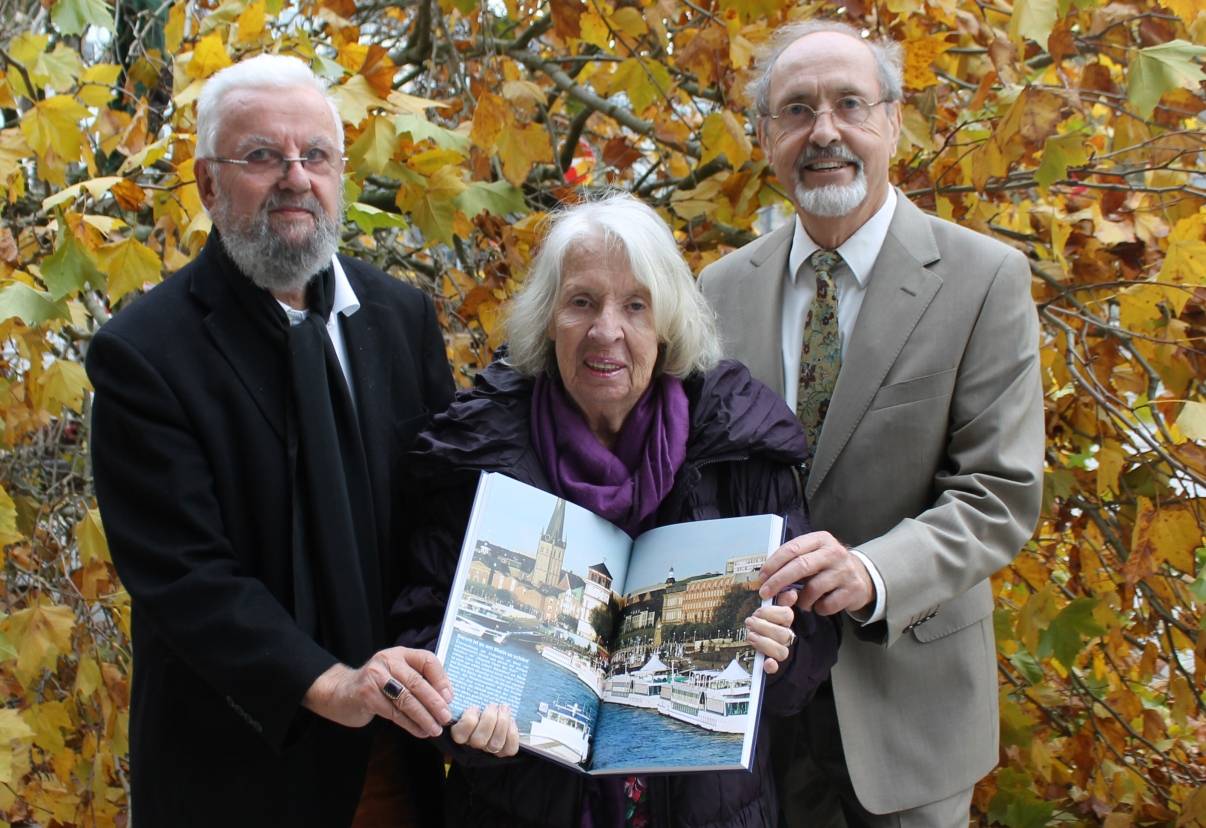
xmin=195 ymin=54 xmax=344 ymax=158
xmin=504 ymin=193 xmax=721 ymax=379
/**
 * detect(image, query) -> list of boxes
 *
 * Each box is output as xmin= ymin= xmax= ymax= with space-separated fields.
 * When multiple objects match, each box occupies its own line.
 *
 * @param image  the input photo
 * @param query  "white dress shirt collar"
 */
xmin=787 ymin=187 xmax=897 ymax=287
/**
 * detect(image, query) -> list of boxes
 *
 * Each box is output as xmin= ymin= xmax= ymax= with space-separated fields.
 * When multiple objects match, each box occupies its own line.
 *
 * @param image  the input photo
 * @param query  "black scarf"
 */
xmin=209 ymin=234 xmax=381 ymax=667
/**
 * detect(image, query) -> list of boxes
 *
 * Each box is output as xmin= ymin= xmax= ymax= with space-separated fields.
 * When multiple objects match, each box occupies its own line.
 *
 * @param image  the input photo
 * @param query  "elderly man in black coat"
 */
xmin=87 ymin=54 xmax=458 ymax=827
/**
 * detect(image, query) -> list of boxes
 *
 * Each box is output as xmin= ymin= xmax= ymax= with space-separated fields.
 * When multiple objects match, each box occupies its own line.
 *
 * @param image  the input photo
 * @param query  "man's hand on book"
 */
xmin=451 ymin=703 xmax=520 ymax=757
xmin=744 ymin=603 xmax=797 ymax=675
xmin=302 ymin=647 xmax=454 ymax=738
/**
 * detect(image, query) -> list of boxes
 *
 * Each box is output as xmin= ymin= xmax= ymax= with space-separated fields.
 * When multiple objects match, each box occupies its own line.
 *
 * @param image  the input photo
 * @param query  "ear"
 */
xmin=195 ymin=159 xmax=219 ymax=212
xmin=755 ymin=117 xmax=771 ymax=165
xmin=886 ymin=100 xmax=903 ymax=150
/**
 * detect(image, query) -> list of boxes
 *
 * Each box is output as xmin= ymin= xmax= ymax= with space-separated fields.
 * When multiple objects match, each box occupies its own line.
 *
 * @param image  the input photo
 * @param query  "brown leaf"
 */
xmin=550 ymin=0 xmax=585 ymax=39
xmin=0 ymin=226 xmax=17 ymax=266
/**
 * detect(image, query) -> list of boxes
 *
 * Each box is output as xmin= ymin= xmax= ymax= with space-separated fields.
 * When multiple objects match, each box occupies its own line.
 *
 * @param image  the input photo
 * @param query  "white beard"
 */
xmin=209 ymin=180 xmax=342 ymax=295
xmin=795 ymin=166 xmax=868 ymax=218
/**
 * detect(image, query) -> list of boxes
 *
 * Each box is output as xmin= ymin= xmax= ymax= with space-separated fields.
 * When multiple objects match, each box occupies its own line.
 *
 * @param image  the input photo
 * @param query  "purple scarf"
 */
xmin=530 ymin=373 xmax=689 ymax=538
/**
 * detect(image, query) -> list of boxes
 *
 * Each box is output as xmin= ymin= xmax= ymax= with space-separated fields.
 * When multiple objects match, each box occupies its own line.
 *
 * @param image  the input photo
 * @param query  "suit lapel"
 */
xmin=806 ymin=196 xmax=943 ymax=499
xmin=739 ymin=222 xmax=793 ymax=396
xmin=193 ymin=248 xmax=289 ymax=442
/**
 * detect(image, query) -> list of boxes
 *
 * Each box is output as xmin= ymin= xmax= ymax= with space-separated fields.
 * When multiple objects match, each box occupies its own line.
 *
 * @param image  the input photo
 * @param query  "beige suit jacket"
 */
xmin=699 ymin=193 xmax=1044 ymax=814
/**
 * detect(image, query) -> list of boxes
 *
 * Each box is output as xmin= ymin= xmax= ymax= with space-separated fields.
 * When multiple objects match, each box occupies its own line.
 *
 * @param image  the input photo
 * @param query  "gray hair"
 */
xmin=195 ymin=54 xmax=344 ymax=158
xmin=747 ymin=21 xmax=904 ymax=116
xmin=504 ymin=193 xmax=721 ymax=379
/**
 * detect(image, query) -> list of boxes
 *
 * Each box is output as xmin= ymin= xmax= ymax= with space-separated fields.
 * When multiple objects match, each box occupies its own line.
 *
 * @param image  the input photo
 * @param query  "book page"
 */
xmin=435 ymin=473 xmax=634 ymax=769
xmin=589 ymin=514 xmax=783 ymax=774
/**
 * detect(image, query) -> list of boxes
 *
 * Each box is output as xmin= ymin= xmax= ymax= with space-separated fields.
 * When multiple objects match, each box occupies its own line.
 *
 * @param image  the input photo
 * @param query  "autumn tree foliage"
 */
xmin=0 ymin=0 xmax=1202 ymax=823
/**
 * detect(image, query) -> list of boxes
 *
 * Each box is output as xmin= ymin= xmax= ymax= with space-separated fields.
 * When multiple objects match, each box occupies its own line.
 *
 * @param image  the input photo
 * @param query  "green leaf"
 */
xmin=454 ymin=181 xmax=527 ymax=219
xmin=1039 ymin=597 xmax=1106 ymax=668
xmin=1008 ymin=0 xmax=1059 ymax=48
xmin=40 ymin=230 xmax=103 ymax=300
xmin=51 ymin=0 xmax=114 ymax=35
xmin=1127 ymin=40 xmax=1206 ymax=120
xmin=346 ymin=203 xmax=407 ymax=233
xmin=394 ymin=113 xmax=470 ymax=152
xmin=0 ymin=283 xmax=71 ymax=325
xmin=35 ymin=43 xmax=83 ymax=90
xmin=1035 ymin=132 xmax=1089 ymax=189
xmin=988 ymin=768 xmax=1057 ymax=828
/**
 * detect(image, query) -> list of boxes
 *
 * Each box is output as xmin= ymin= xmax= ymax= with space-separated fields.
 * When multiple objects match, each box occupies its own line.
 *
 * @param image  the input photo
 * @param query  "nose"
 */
xmin=809 ymin=109 xmax=841 ymax=146
xmin=588 ymin=303 xmax=622 ymax=341
xmin=278 ymin=157 xmax=311 ymax=191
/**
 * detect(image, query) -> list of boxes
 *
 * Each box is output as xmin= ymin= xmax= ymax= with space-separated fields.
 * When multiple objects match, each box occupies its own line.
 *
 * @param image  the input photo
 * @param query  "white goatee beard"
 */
xmin=793 ymin=143 xmax=868 ymax=218
xmin=209 ymin=183 xmax=343 ymax=295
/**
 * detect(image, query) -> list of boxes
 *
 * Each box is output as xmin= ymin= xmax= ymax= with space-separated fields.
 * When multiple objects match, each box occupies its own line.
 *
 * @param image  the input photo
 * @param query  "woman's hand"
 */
xmin=744 ymin=602 xmax=797 ymax=675
xmin=450 ymin=703 xmax=520 ymax=758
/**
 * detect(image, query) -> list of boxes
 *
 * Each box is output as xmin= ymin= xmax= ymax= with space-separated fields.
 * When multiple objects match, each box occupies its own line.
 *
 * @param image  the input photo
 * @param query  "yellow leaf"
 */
xmin=36 ymin=44 xmax=83 ymax=91
xmin=347 ymin=115 xmax=398 ymax=176
xmin=407 ymin=147 xmax=467 ymax=175
xmin=165 ymin=0 xmax=185 ymax=54
xmin=187 ymin=33 xmax=233 ymax=79
xmin=0 ymin=128 xmax=28 ymax=184
xmin=609 ymin=7 xmax=648 ymax=38
xmin=95 ymin=237 xmax=162 ymax=302
xmin=579 ymin=10 xmax=611 ymax=49
xmin=20 ymin=95 xmax=90 ymax=161
xmin=77 ymin=63 xmax=121 ymax=107
xmin=1009 ymin=0 xmax=1059 ymax=47
xmin=497 ymin=121 xmax=552 ymax=186
xmin=501 ymin=80 xmax=546 ymax=115
xmin=904 ymin=35 xmax=952 ymax=90
xmin=235 ymin=0 xmax=266 ymax=43
xmin=330 ymin=73 xmax=388 ymax=126
xmin=2 ymin=604 xmax=75 ymax=684
xmin=75 ymin=655 xmax=101 ymax=697
xmin=41 ymin=175 xmax=123 ymax=210
xmin=36 ymin=359 xmax=92 ymax=414
xmin=699 ymin=110 xmax=751 ymax=169
xmin=396 ymin=165 xmax=466 ymax=245
xmin=1159 ymin=210 xmax=1206 ymax=286
xmin=1176 ymin=401 xmax=1206 ymax=442
xmin=470 ymin=92 xmax=508 ymax=150
xmin=610 ymin=58 xmax=671 ymax=114
xmin=25 ymin=701 xmax=71 ymax=757
xmin=0 ymin=484 xmax=22 ymax=545
xmin=0 ymin=708 xmax=34 ymax=743
xmin=1096 ymin=441 xmax=1124 ymax=500
xmin=1159 ymin=0 xmax=1202 ymax=24
xmin=386 ymin=90 xmax=448 ymax=115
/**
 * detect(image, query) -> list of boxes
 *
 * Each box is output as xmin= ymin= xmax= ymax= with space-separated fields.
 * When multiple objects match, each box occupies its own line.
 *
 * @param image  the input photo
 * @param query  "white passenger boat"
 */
xmin=657 ymin=658 xmax=751 ymax=734
xmin=537 ymin=644 xmax=602 ymax=696
xmin=603 ymin=653 xmax=672 ymax=708
xmin=528 ymin=701 xmax=593 ymax=764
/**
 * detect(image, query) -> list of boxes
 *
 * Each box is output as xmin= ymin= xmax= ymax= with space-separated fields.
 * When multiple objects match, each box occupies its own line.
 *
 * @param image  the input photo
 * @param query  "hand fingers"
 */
xmin=774 ymin=589 xmax=798 ymax=608
xmin=483 ymin=705 xmax=512 ymax=755
xmin=759 ymin=533 xmax=837 ymax=598
xmin=450 ymin=706 xmax=480 ymax=745
xmin=380 ymin=651 xmax=453 ymax=732
xmin=501 ymin=718 xmax=520 ymax=757
xmin=762 ymin=657 xmax=780 ymax=675
xmin=745 ymin=625 xmax=792 ymax=665
xmin=751 ymin=605 xmax=794 ymax=627
xmin=406 ymin=647 xmax=455 ymax=704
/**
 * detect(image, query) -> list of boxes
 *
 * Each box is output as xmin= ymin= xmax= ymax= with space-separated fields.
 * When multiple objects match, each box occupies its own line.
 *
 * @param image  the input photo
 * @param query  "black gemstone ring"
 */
xmin=381 ymin=677 xmax=406 ymax=702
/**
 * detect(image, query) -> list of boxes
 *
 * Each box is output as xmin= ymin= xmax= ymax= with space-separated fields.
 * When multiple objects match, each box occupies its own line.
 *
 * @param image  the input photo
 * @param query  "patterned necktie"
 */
xmin=796 ymin=249 xmax=844 ymax=454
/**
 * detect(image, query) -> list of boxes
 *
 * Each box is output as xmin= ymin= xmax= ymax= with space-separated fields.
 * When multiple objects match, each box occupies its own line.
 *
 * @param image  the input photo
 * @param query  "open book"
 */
xmin=434 ymin=472 xmax=785 ymax=775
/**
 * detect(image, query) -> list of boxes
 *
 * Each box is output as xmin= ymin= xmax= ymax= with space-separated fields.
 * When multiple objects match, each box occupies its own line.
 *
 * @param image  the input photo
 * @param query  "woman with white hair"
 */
xmin=394 ymin=194 xmax=839 ymax=826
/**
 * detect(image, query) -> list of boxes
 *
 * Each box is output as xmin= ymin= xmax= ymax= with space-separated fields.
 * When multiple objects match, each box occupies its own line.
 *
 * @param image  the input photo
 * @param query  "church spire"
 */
xmin=543 ymin=498 xmax=567 ymax=545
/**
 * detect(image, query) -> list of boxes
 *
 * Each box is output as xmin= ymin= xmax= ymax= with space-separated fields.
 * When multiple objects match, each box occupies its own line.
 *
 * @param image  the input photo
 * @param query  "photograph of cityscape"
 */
xmin=435 ymin=473 xmax=783 ymax=774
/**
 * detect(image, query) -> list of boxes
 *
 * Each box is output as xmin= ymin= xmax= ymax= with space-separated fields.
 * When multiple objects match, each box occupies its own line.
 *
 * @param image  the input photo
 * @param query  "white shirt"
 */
xmin=781 ymin=190 xmax=897 ymax=625
xmin=278 ymin=256 xmax=361 ymax=399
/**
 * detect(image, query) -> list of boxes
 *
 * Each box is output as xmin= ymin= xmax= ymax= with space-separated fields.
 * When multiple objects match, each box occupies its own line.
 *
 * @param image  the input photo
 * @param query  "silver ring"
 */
xmin=786 ymin=629 xmax=797 ymax=647
xmin=381 ymin=677 xmax=406 ymax=702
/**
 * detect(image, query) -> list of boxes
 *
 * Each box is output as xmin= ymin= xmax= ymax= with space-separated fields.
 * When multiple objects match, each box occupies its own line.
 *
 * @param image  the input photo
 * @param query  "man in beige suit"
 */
xmin=699 ymin=21 xmax=1045 ymax=827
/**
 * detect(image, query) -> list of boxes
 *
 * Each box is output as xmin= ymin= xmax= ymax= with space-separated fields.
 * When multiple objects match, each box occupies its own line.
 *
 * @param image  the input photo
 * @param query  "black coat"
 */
xmin=394 ymin=359 xmax=840 ymax=828
xmin=87 ymin=236 xmax=455 ymax=827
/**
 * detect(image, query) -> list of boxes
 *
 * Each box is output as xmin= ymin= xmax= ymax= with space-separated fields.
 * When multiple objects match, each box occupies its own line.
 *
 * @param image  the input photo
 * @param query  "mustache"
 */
xmin=797 ymin=143 xmax=861 ymax=170
xmin=261 ymin=192 xmax=321 ymax=216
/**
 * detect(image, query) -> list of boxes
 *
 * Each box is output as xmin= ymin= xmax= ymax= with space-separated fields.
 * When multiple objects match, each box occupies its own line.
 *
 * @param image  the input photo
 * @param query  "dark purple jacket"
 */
xmin=395 ymin=359 xmax=839 ymax=828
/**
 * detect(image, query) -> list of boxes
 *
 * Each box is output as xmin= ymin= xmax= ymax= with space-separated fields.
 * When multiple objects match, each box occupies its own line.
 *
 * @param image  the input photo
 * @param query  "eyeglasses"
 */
xmin=206 ymin=147 xmax=346 ymax=178
xmin=766 ymin=96 xmax=889 ymax=133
